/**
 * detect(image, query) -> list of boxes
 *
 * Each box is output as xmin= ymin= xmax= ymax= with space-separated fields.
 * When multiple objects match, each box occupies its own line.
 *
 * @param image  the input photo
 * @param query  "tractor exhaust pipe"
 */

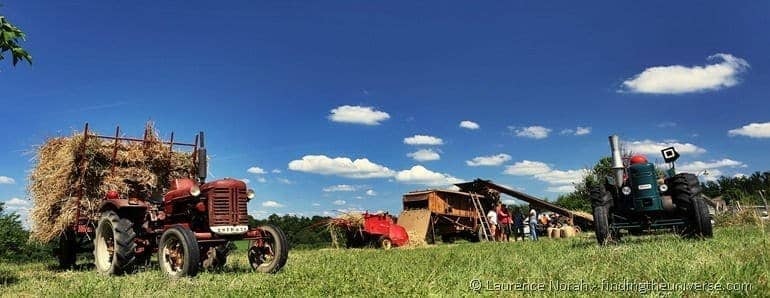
xmin=197 ymin=131 xmax=207 ymax=183
xmin=609 ymin=135 xmax=624 ymax=188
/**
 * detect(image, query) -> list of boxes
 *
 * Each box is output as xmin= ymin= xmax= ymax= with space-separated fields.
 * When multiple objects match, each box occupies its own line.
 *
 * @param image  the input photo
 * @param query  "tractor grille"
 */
xmin=208 ymin=187 xmax=249 ymax=226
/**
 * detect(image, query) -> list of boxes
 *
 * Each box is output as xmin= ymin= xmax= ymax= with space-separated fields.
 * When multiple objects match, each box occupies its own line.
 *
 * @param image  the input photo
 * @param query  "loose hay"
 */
xmin=325 ymin=212 xmax=365 ymax=248
xmin=27 ymin=122 xmax=197 ymax=242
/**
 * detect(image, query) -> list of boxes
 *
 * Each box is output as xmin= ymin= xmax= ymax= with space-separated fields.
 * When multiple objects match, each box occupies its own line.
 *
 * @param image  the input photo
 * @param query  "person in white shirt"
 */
xmin=529 ymin=209 xmax=538 ymax=240
xmin=487 ymin=209 xmax=498 ymax=241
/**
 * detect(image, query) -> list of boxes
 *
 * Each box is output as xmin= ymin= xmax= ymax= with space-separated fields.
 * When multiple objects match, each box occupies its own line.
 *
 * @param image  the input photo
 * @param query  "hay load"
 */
xmin=28 ymin=122 xmax=197 ymax=242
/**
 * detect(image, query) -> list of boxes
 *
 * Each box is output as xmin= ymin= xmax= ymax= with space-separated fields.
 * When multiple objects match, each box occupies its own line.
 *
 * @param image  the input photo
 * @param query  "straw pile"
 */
xmin=28 ymin=122 xmax=196 ymax=242
xmin=325 ymin=212 xmax=365 ymax=248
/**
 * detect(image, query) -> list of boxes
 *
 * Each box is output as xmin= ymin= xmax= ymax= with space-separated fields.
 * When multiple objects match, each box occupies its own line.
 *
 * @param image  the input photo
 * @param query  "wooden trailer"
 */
xmin=398 ymin=189 xmax=497 ymax=243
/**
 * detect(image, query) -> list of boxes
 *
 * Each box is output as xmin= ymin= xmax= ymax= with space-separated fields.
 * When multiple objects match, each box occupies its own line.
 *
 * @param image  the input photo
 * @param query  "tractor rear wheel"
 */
xmin=248 ymin=224 xmax=288 ymax=274
xmin=689 ymin=197 xmax=714 ymax=238
xmin=378 ymin=236 xmax=393 ymax=249
xmin=56 ymin=228 xmax=77 ymax=269
xmin=94 ymin=211 xmax=137 ymax=275
xmin=158 ymin=225 xmax=200 ymax=278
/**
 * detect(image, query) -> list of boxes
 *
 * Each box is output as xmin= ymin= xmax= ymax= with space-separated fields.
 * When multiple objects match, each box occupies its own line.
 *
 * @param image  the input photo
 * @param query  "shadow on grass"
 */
xmin=46 ymin=262 xmax=95 ymax=272
xmin=569 ymin=233 xmax=684 ymax=249
xmin=0 ymin=269 xmax=19 ymax=286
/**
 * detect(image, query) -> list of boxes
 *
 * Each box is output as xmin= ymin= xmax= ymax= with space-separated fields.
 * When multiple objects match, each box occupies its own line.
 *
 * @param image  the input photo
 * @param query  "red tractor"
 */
xmin=58 ymin=124 xmax=288 ymax=277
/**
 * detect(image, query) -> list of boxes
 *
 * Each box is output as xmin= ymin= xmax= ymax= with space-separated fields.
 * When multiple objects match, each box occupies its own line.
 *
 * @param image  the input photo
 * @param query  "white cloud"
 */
xmin=459 ymin=120 xmax=480 ymax=130
xmin=546 ymin=185 xmax=577 ymax=193
xmin=728 ymin=122 xmax=770 ymax=138
xmin=466 ymin=154 xmax=512 ymax=167
xmin=575 ymin=127 xmax=591 ymax=136
xmin=0 ymin=176 xmax=15 ymax=184
xmin=323 ymin=184 xmax=359 ymax=192
xmin=734 ymin=173 xmax=747 ymax=178
xmin=5 ymin=198 xmax=30 ymax=207
xmin=535 ymin=169 xmax=587 ymax=185
xmin=288 ymin=155 xmax=395 ymax=179
xmin=272 ymin=169 xmax=282 ymax=174
xmin=503 ymin=160 xmax=587 ymax=193
xmin=395 ymin=165 xmax=463 ymax=187
xmin=4 ymin=198 xmax=31 ymax=227
xmin=276 ymin=178 xmax=293 ymax=184
xmin=262 ymin=200 xmax=284 ymax=208
xmin=504 ymin=160 xmax=552 ymax=175
xmin=366 ymin=189 xmax=377 ymax=196
xmin=621 ymin=53 xmax=749 ymax=94
xmin=328 ymin=105 xmax=390 ymax=125
xmin=257 ymin=177 xmax=267 ymax=183
xmin=312 ymin=203 xmax=321 ymax=207
xmin=625 ymin=140 xmax=706 ymax=155
xmin=510 ymin=126 xmax=551 ymax=139
xmin=403 ymin=135 xmax=444 ymax=146
xmin=677 ymin=159 xmax=745 ymax=174
xmin=332 ymin=200 xmax=347 ymax=206
xmin=407 ymin=149 xmax=441 ymax=162
xmin=247 ymin=166 xmax=266 ymax=174
xmin=560 ymin=127 xmax=591 ymax=136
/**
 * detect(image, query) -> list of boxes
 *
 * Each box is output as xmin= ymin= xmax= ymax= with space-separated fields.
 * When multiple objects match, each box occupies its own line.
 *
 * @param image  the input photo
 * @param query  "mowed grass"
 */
xmin=1 ymin=225 xmax=768 ymax=297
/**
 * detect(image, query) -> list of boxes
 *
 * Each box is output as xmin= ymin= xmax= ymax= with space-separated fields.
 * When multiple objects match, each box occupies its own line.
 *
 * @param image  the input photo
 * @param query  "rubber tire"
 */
xmin=378 ymin=236 xmax=393 ymax=250
xmin=690 ymin=197 xmax=714 ymax=239
xmin=94 ymin=211 xmax=137 ymax=275
xmin=669 ymin=173 xmax=701 ymax=209
xmin=589 ymin=185 xmax=613 ymax=208
xmin=249 ymin=224 xmax=289 ymax=274
xmin=158 ymin=225 xmax=200 ymax=278
xmin=592 ymin=205 xmax=610 ymax=245
xmin=56 ymin=229 xmax=78 ymax=269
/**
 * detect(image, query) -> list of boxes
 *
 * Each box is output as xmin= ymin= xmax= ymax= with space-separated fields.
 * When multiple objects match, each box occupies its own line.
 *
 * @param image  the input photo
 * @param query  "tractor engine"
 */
xmin=201 ymin=179 xmax=253 ymax=235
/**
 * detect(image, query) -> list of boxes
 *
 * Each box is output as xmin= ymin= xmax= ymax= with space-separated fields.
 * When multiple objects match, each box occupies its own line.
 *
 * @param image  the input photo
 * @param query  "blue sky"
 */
xmin=2 ymin=1 xmax=769 ymax=224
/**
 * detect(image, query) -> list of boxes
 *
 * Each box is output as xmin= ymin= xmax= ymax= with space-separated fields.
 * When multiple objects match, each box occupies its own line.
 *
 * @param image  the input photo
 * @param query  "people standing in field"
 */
xmin=498 ymin=204 xmax=512 ymax=242
xmin=486 ymin=209 xmax=498 ymax=241
xmin=529 ymin=209 xmax=538 ymax=240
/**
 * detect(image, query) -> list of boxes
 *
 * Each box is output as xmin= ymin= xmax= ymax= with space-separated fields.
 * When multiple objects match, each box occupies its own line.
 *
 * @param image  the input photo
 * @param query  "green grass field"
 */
xmin=1 ymin=225 xmax=768 ymax=297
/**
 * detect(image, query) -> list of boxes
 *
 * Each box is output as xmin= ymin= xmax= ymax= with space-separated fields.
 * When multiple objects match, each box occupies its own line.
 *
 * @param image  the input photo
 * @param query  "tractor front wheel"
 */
xmin=248 ymin=224 xmax=288 ymax=274
xmin=94 ymin=211 xmax=137 ymax=275
xmin=592 ymin=205 xmax=611 ymax=245
xmin=158 ymin=225 xmax=200 ymax=278
xmin=690 ymin=196 xmax=714 ymax=238
xmin=590 ymin=185 xmax=613 ymax=245
xmin=378 ymin=236 xmax=393 ymax=250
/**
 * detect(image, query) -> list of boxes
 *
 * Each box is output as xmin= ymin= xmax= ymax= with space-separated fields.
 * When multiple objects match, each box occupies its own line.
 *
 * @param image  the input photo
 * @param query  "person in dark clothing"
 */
xmin=513 ymin=212 xmax=525 ymax=240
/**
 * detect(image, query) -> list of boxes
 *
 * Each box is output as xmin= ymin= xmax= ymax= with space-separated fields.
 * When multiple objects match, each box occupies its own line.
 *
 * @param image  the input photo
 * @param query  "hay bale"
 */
xmin=27 ymin=122 xmax=196 ymax=242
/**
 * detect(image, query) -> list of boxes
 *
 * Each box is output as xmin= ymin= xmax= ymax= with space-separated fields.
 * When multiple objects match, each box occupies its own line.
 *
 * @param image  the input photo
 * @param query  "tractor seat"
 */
xmin=147 ymin=189 xmax=164 ymax=205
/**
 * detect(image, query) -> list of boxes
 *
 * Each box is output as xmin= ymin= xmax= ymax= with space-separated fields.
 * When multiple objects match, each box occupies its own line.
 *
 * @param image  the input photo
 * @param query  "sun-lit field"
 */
xmin=1 ymin=226 xmax=768 ymax=297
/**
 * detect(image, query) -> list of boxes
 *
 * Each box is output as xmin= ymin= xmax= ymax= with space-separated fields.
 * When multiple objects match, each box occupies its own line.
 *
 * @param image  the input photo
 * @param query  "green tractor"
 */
xmin=590 ymin=135 xmax=713 ymax=245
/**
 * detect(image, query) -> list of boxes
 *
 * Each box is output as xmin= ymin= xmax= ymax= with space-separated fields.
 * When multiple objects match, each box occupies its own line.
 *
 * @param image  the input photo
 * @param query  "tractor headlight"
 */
xmin=246 ymin=189 xmax=256 ymax=200
xmin=189 ymin=185 xmax=201 ymax=197
xmin=621 ymin=186 xmax=632 ymax=196
xmin=659 ymin=184 xmax=668 ymax=193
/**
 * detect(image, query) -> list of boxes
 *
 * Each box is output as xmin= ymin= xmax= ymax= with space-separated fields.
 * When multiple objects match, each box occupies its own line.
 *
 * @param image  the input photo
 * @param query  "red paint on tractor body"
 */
xmin=362 ymin=213 xmax=409 ymax=247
